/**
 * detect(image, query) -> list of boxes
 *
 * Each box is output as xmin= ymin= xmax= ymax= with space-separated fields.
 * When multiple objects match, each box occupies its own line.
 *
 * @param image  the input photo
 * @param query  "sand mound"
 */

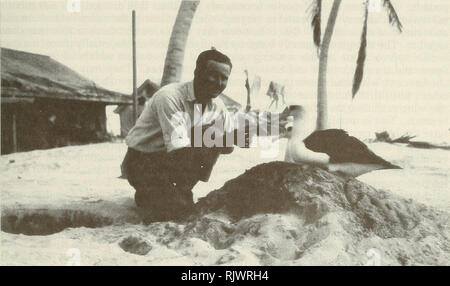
xmin=168 ymin=162 xmax=449 ymax=265
xmin=196 ymin=162 xmax=443 ymax=238
xmin=2 ymin=161 xmax=449 ymax=265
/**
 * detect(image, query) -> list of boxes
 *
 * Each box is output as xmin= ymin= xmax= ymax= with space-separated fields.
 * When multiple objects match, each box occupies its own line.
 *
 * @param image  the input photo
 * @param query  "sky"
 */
xmin=1 ymin=0 xmax=449 ymax=141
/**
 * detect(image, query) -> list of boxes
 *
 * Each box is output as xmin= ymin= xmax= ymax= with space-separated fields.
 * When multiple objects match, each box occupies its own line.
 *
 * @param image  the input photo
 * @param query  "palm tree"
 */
xmin=312 ymin=0 xmax=341 ymax=130
xmin=160 ymin=1 xmax=200 ymax=87
xmin=310 ymin=0 xmax=402 ymax=130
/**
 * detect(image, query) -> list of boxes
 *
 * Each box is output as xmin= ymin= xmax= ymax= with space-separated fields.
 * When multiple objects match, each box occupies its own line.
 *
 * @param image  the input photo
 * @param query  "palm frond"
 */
xmin=352 ymin=2 xmax=369 ymax=99
xmin=383 ymin=0 xmax=403 ymax=32
xmin=309 ymin=0 xmax=322 ymax=55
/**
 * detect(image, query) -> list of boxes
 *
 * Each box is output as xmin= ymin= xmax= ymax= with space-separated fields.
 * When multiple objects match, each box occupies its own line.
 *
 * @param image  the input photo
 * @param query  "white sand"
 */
xmin=1 ymin=140 xmax=449 ymax=265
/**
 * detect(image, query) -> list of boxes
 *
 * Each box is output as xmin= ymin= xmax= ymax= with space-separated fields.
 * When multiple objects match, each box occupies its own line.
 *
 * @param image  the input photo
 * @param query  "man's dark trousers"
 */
xmin=122 ymin=146 xmax=222 ymax=222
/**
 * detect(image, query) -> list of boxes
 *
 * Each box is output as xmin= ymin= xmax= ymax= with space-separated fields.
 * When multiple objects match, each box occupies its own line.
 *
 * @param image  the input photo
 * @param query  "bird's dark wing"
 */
xmin=304 ymin=129 xmax=400 ymax=168
xmin=304 ymin=129 xmax=349 ymax=155
xmin=340 ymin=135 xmax=390 ymax=165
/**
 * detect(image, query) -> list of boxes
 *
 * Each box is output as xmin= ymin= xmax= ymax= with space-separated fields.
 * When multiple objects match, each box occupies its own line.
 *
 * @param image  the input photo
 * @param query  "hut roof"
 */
xmin=138 ymin=79 xmax=160 ymax=98
xmin=1 ymin=47 xmax=131 ymax=104
xmin=113 ymin=79 xmax=160 ymax=114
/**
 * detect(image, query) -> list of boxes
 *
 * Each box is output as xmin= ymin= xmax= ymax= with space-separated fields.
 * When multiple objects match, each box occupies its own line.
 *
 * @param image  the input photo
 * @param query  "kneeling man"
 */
xmin=122 ymin=49 xmax=247 ymax=223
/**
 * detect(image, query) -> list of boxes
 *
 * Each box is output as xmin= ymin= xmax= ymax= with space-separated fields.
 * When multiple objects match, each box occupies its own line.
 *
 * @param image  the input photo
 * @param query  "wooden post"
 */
xmin=132 ymin=10 xmax=138 ymax=123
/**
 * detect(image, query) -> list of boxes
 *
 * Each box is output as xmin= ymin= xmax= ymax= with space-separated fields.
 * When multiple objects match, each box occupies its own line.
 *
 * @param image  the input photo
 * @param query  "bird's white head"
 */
xmin=288 ymin=105 xmax=306 ymax=120
xmin=284 ymin=105 xmax=310 ymax=140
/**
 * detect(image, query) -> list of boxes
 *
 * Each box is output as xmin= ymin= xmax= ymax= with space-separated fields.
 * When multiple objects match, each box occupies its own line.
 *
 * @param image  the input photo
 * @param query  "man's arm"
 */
xmin=154 ymin=93 xmax=192 ymax=152
xmin=168 ymin=123 xmax=226 ymax=182
xmin=154 ymin=95 xmax=229 ymax=180
xmin=221 ymin=110 xmax=288 ymax=148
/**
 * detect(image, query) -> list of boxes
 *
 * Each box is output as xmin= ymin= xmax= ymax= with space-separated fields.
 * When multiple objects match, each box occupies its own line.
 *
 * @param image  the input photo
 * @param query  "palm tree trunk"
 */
xmin=316 ymin=0 xmax=341 ymax=130
xmin=160 ymin=1 xmax=200 ymax=87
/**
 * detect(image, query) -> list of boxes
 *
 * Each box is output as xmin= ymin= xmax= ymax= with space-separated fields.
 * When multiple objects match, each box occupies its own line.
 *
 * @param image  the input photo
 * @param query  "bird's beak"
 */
xmin=285 ymin=121 xmax=294 ymax=129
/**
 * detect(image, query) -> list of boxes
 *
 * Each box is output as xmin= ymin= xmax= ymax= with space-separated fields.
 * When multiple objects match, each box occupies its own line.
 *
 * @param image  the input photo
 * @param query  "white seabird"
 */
xmin=284 ymin=105 xmax=401 ymax=177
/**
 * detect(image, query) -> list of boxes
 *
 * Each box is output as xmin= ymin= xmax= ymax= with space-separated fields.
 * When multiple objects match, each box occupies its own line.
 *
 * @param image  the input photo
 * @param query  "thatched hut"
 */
xmin=1 ymin=47 xmax=131 ymax=154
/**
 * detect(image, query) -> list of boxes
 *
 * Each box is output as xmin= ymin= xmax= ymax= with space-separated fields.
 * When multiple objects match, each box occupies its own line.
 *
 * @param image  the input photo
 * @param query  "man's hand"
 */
xmin=247 ymin=111 xmax=291 ymax=137
xmin=190 ymin=121 xmax=216 ymax=146
xmin=189 ymin=121 xmax=234 ymax=154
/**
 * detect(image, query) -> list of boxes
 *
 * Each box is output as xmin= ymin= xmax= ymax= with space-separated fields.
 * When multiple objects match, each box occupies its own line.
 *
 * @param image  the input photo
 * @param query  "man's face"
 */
xmin=196 ymin=60 xmax=231 ymax=100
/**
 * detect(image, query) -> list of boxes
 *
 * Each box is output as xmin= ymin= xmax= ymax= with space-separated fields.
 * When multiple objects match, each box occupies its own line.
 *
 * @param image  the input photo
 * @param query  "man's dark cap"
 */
xmin=288 ymin=105 xmax=305 ymax=112
xmin=196 ymin=49 xmax=232 ymax=71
